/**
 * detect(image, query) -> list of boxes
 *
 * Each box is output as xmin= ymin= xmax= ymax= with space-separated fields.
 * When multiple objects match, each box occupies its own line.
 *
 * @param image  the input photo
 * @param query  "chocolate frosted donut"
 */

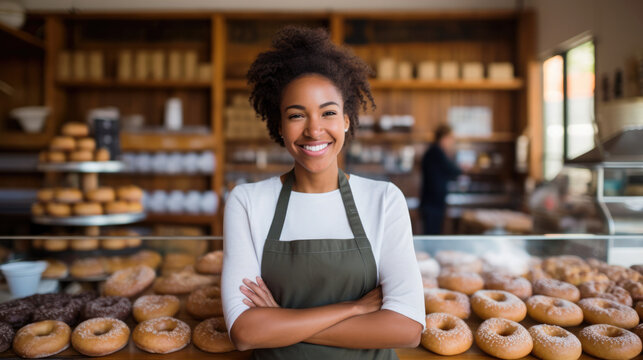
xmin=23 ymin=293 xmax=68 ymax=307
xmin=0 ymin=300 xmax=33 ymax=330
xmin=32 ymin=296 xmax=83 ymax=326
xmin=0 ymin=322 xmax=14 ymax=352
xmin=73 ymin=291 xmax=99 ymax=304
xmin=82 ymin=296 xmax=132 ymax=321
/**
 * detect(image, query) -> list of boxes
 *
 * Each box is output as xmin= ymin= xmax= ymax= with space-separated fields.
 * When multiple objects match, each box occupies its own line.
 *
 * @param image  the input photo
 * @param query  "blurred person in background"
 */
xmin=420 ymin=124 xmax=462 ymax=234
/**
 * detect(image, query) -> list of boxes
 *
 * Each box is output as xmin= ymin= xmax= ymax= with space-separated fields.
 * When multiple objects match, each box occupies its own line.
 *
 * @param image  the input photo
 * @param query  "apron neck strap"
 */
xmin=266 ymin=169 xmax=368 ymax=241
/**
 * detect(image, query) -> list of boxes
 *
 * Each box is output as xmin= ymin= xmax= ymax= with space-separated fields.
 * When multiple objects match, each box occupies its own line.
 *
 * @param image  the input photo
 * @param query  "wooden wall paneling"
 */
xmin=213 ymin=14 xmax=226 ymax=235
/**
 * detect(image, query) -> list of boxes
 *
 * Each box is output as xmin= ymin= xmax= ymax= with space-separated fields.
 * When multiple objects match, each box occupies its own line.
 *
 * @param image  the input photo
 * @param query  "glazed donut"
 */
xmin=133 ymin=295 xmax=180 ymax=322
xmin=42 ymin=259 xmax=68 ymax=279
xmin=69 ymin=150 xmax=93 ymax=162
xmin=43 ymin=238 xmax=68 ymax=251
xmin=85 ymin=187 xmax=115 ymax=203
xmin=471 ymin=290 xmax=527 ymax=322
xmin=420 ymin=313 xmax=472 ymax=355
xmin=50 ymin=136 xmax=76 ymax=151
xmin=76 ymin=137 xmax=96 ymax=151
xmin=117 ymin=185 xmax=143 ymax=202
xmin=579 ymin=324 xmax=642 ymax=360
xmin=71 ymin=317 xmax=130 ymax=357
xmin=483 ymin=273 xmax=532 ymax=300
xmin=95 ymin=148 xmax=110 ymax=161
xmin=0 ymin=322 xmax=14 ymax=352
xmin=82 ymin=296 xmax=131 ymax=321
xmin=162 ymin=253 xmax=196 ymax=275
xmin=195 ymin=250 xmax=223 ymax=274
xmin=437 ymin=271 xmax=484 ymax=295
xmin=579 ymin=280 xmax=633 ymax=306
xmin=37 ymin=188 xmax=55 ymax=202
xmin=104 ymin=265 xmax=156 ymax=298
xmin=31 ymin=203 xmax=45 ymax=216
xmin=525 ymin=295 xmax=583 ymax=327
xmin=70 ymin=238 xmax=99 ymax=251
xmin=529 ymin=324 xmax=582 ymax=360
xmin=578 ymin=297 xmax=639 ymax=329
xmin=70 ymin=258 xmax=105 ymax=279
xmin=133 ymin=316 xmax=191 ymax=354
xmin=31 ymin=297 xmax=83 ymax=326
xmin=46 ymin=202 xmax=71 ymax=217
xmin=104 ymin=201 xmax=130 ymax=214
xmin=186 ymin=286 xmax=223 ymax=319
xmin=153 ymin=268 xmax=219 ymax=295
xmin=532 ymin=278 xmax=580 ymax=302
xmin=127 ymin=201 xmax=144 ymax=213
xmin=619 ymin=279 xmax=643 ymax=302
xmin=129 ymin=250 xmax=162 ymax=269
xmin=435 ymin=250 xmax=483 ymax=273
xmin=193 ymin=317 xmax=235 ymax=353
xmin=54 ymin=188 xmax=83 ymax=204
xmin=475 ymin=318 xmax=532 ymax=360
xmin=0 ymin=300 xmax=33 ymax=330
xmin=423 ymin=288 xmax=470 ymax=319
xmin=12 ymin=320 xmax=71 ymax=358
xmin=101 ymin=238 xmax=127 ymax=250
xmin=73 ymin=202 xmax=103 ymax=216
xmin=61 ymin=122 xmax=89 ymax=137
xmin=422 ymin=277 xmax=438 ymax=289
xmin=48 ymin=151 xmax=66 ymax=163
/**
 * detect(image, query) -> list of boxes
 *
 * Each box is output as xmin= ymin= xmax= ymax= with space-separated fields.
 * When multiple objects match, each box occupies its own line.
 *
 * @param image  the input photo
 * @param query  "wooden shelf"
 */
xmin=0 ymin=132 xmax=51 ymax=150
xmin=369 ymin=79 xmax=524 ymax=91
xmin=226 ymin=163 xmax=293 ymax=173
xmin=226 ymin=137 xmax=275 ymax=144
xmin=144 ymin=213 xmax=215 ymax=225
xmin=57 ymin=79 xmax=211 ymax=89
xmin=121 ymin=132 xmax=216 ymax=151
xmin=225 ymin=79 xmax=249 ymax=90
xmin=353 ymin=132 xmax=515 ymax=143
xmin=0 ymin=22 xmax=45 ymax=49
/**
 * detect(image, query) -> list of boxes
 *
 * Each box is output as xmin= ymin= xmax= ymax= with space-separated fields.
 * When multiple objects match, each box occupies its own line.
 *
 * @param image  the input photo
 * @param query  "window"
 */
xmin=542 ymin=40 xmax=595 ymax=180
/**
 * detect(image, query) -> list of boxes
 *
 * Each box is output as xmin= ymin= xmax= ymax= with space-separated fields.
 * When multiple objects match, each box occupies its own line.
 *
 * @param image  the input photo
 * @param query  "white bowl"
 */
xmin=0 ymin=1 xmax=25 ymax=29
xmin=0 ymin=261 xmax=47 ymax=298
xmin=10 ymin=106 xmax=50 ymax=133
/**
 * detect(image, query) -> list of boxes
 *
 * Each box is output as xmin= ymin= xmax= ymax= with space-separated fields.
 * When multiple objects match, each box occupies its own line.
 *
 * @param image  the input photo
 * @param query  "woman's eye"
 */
xmin=323 ymin=111 xmax=337 ymax=117
xmin=288 ymin=113 xmax=303 ymax=120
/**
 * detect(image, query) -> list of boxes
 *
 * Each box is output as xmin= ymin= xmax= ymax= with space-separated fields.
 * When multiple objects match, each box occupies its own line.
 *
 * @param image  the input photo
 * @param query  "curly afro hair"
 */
xmin=247 ymin=26 xmax=375 ymax=146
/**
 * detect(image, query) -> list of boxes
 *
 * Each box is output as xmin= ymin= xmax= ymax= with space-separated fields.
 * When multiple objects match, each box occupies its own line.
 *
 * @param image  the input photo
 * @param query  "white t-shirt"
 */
xmin=221 ymin=174 xmax=425 ymax=333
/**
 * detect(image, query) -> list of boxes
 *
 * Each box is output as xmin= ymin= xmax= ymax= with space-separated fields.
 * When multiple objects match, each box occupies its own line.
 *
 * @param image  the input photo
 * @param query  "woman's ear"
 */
xmin=344 ymin=114 xmax=350 ymax=132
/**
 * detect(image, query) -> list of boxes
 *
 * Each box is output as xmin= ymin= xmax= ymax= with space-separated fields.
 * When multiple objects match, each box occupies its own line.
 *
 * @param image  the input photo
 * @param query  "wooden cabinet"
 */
xmin=0 ymin=10 xmax=538 ymax=235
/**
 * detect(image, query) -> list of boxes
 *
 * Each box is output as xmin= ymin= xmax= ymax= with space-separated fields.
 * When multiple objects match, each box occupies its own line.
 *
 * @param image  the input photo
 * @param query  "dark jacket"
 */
xmin=420 ymin=144 xmax=461 ymax=208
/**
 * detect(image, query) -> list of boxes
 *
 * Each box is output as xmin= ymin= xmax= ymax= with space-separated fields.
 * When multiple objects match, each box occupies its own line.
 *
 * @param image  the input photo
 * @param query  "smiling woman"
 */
xmin=221 ymin=26 xmax=425 ymax=360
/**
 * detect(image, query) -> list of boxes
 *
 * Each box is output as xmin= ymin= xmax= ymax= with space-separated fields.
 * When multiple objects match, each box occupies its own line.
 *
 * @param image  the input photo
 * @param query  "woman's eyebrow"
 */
xmin=320 ymin=101 xmax=339 ymax=108
xmin=284 ymin=104 xmax=305 ymax=111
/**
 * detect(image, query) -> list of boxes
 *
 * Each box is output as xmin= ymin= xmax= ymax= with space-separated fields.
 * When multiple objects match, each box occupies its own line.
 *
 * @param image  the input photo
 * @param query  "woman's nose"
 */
xmin=304 ymin=114 xmax=323 ymax=138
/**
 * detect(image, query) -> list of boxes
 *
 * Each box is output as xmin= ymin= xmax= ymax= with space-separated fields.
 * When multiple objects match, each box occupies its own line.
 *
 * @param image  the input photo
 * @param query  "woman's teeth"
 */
xmin=302 ymin=143 xmax=329 ymax=152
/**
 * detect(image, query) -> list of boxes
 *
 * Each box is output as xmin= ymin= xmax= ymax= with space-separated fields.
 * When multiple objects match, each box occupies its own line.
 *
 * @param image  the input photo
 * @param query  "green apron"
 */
xmin=253 ymin=169 xmax=397 ymax=360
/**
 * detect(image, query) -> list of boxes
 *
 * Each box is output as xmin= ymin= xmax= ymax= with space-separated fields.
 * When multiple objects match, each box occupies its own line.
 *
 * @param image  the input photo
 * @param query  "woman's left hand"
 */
xmin=241 ymin=276 xmax=280 ymax=308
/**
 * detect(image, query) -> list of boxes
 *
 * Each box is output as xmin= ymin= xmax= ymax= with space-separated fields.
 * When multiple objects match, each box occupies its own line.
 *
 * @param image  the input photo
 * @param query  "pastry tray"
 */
xmin=37 ymin=161 xmax=126 ymax=173
xmin=32 ymin=212 xmax=146 ymax=226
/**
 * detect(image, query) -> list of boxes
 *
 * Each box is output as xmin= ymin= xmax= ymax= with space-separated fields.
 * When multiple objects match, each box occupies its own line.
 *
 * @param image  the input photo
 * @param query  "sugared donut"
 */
xmin=483 ymin=273 xmax=532 ymax=300
xmin=31 ymin=296 xmax=82 ymax=326
xmin=61 ymin=122 xmax=89 ymax=137
xmin=161 ymin=253 xmax=196 ymax=275
xmin=420 ymin=313 xmax=472 ymax=355
xmin=632 ymin=264 xmax=643 ymax=275
xmin=417 ymin=257 xmax=440 ymax=279
xmin=42 ymin=259 xmax=68 ymax=279
xmin=85 ymin=187 xmax=115 ymax=203
xmin=133 ymin=295 xmax=180 ymax=322
xmin=153 ymin=269 xmax=219 ymax=295
xmin=578 ymin=297 xmax=639 ymax=329
xmin=579 ymin=280 xmax=633 ymax=306
xmin=0 ymin=322 xmax=14 ymax=352
xmin=48 ymin=151 xmax=66 ymax=163
xmin=100 ymin=238 xmax=127 ymax=250
xmin=437 ymin=271 xmax=484 ymax=295
xmin=528 ymin=324 xmax=582 ymax=360
xmin=37 ymin=188 xmax=55 ymax=202
xmin=471 ymin=290 xmax=526 ymax=322
xmin=526 ymin=295 xmax=583 ymax=327
xmin=70 ymin=150 xmax=93 ymax=162
xmin=579 ymin=324 xmax=642 ymax=360
xmin=104 ymin=265 xmax=156 ymax=298
xmin=132 ymin=316 xmax=191 ymax=354
xmin=186 ymin=286 xmax=223 ymax=319
xmin=43 ymin=238 xmax=68 ymax=251
xmin=193 ymin=317 xmax=235 ymax=353
xmin=435 ymin=250 xmax=483 ymax=273
xmin=423 ymin=288 xmax=470 ymax=319
xmin=195 ymin=250 xmax=224 ymax=275
xmin=70 ymin=238 xmax=99 ymax=251
xmin=50 ymin=136 xmax=76 ymax=151
xmin=620 ymin=279 xmax=643 ymax=302
xmin=104 ymin=201 xmax=130 ymax=214
xmin=532 ymin=278 xmax=580 ymax=302
xmin=95 ymin=148 xmax=110 ymax=161
xmin=129 ymin=250 xmax=162 ymax=269
xmin=71 ymin=317 xmax=130 ymax=357
xmin=475 ymin=318 xmax=532 ymax=359
xmin=82 ymin=296 xmax=131 ymax=321
xmin=13 ymin=320 xmax=71 ymax=358
xmin=54 ymin=188 xmax=83 ymax=204
xmin=117 ymin=185 xmax=143 ymax=202
xmin=76 ymin=137 xmax=96 ymax=151
xmin=45 ymin=202 xmax=71 ymax=217
xmin=422 ymin=277 xmax=438 ymax=289
xmin=73 ymin=202 xmax=103 ymax=216
xmin=70 ymin=257 xmax=105 ymax=279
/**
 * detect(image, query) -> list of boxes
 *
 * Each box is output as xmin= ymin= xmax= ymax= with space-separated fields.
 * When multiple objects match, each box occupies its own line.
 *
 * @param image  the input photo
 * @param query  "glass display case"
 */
xmin=0 ymin=234 xmax=640 ymax=360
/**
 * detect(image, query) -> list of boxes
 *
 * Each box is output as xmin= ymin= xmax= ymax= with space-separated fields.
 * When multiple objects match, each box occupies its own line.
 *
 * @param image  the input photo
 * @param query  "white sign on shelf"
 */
xmin=447 ymin=106 xmax=492 ymax=137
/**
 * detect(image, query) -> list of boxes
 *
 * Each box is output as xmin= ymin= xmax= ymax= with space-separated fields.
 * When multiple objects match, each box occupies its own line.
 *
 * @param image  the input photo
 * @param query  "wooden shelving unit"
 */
xmin=1 ymin=10 xmax=538 ymax=235
xmin=144 ymin=213 xmax=215 ymax=225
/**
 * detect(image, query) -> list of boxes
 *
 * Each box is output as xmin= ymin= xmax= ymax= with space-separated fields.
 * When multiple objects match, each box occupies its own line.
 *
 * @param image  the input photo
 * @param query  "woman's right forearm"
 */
xmin=230 ymin=302 xmax=360 ymax=351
